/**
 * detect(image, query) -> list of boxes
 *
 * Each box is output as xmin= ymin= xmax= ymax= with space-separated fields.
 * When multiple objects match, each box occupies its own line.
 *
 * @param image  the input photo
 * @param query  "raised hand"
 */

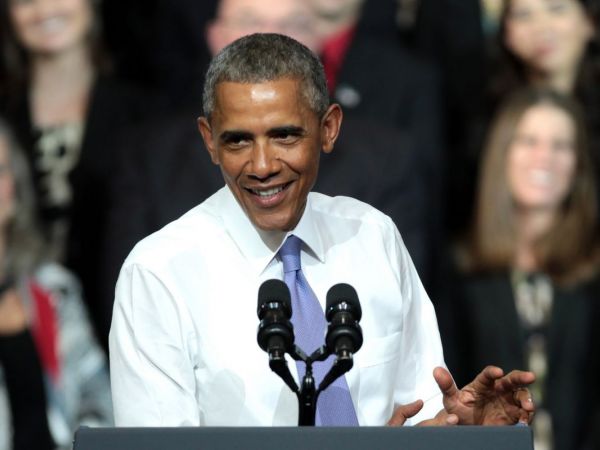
xmin=434 ymin=365 xmax=535 ymax=425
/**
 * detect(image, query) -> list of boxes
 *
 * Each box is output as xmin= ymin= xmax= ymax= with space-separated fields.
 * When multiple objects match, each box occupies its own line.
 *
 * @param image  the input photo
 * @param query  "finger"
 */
xmin=471 ymin=365 xmax=505 ymax=391
xmin=387 ymin=399 xmax=424 ymax=427
xmin=512 ymin=388 xmax=536 ymax=426
xmin=417 ymin=411 xmax=459 ymax=427
xmin=433 ymin=366 xmax=458 ymax=398
xmin=497 ymin=370 xmax=536 ymax=393
xmin=512 ymin=388 xmax=535 ymax=411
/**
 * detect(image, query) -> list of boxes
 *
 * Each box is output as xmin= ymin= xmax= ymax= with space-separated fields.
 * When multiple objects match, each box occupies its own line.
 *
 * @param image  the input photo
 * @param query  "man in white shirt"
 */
xmin=109 ymin=33 xmax=535 ymax=427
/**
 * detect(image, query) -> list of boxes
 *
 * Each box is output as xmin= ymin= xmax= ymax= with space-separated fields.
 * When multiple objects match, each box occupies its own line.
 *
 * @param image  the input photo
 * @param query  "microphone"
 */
xmin=257 ymin=279 xmax=294 ymax=358
xmin=325 ymin=283 xmax=363 ymax=357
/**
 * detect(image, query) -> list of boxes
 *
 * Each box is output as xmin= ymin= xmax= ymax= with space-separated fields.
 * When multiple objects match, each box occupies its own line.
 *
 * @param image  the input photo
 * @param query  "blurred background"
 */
xmin=1 ymin=0 xmax=599 ymax=449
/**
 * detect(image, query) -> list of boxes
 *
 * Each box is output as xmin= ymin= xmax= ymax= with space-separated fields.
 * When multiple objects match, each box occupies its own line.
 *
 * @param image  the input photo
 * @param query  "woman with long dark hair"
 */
xmin=440 ymin=88 xmax=600 ymax=450
xmin=0 ymin=0 xmax=148 ymax=346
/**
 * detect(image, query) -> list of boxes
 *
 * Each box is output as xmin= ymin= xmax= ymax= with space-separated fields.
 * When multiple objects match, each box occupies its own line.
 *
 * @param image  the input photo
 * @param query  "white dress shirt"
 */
xmin=109 ymin=186 xmax=445 ymax=426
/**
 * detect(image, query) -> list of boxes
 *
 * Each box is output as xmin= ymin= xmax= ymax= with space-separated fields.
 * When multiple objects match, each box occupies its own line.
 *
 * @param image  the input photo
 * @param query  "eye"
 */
xmin=221 ymin=132 xmax=253 ymax=150
xmin=508 ymin=6 xmax=533 ymax=21
xmin=552 ymin=139 xmax=574 ymax=152
xmin=514 ymin=135 xmax=537 ymax=147
xmin=9 ymin=0 xmax=33 ymax=6
xmin=275 ymin=133 xmax=299 ymax=144
xmin=546 ymin=0 xmax=569 ymax=14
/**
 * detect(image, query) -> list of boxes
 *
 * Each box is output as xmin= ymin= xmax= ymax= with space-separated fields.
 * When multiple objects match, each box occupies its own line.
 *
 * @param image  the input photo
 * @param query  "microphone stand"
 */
xmin=267 ymin=344 xmax=355 ymax=426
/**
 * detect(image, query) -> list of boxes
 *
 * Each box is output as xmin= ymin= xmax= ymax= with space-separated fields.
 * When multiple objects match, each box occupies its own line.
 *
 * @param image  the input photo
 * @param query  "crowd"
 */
xmin=0 ymin=0 xmax=599 ymax=449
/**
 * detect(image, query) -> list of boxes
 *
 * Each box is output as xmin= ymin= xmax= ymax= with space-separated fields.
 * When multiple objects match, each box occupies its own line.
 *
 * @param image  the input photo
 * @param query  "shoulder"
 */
xmin=309 ymin=192 xmax=398 ymax=241
xmin=123 ymin=191 xmax=227 ymax=271
xmin=32 ymin=262 xmax=82 ymax=298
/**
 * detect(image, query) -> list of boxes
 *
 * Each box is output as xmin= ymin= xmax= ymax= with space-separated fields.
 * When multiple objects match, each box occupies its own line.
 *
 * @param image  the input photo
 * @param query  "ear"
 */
xmin=320 ymin=103 xmax=343 ymax=154
xmin=198 ymin=116 xmax=220 ymax=165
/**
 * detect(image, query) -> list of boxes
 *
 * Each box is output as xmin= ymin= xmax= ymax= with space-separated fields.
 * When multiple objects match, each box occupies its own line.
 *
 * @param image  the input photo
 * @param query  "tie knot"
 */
xmin=279 ymin=235 xmax=302 ymax=273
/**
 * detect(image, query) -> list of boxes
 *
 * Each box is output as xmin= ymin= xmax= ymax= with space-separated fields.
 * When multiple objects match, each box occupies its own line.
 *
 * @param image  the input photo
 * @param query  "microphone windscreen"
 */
xmin=257 ymin=279 xmax=292 ymax=318
xmin=326 ymin=283 xmax=362 ymax=321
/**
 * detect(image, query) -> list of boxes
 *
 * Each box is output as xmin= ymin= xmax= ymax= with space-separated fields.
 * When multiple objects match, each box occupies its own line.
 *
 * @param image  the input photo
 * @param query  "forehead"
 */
xmin=212 ymin=78 xmax=315 ymax=125
xmin=517 ymin=103 xmax=574 ymax=135
xmin=218 ymin=0 xmax=311 ymax=19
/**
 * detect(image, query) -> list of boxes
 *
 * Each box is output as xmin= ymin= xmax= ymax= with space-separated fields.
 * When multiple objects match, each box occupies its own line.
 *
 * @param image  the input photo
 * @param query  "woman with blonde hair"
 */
xmin=439 ymin=88 xmax=600 ymax=450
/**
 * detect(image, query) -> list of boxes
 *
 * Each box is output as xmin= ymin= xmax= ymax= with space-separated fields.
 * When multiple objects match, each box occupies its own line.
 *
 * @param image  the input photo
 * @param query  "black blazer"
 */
xmin=333 ymin=33 xmax=444 ymax=287
xmin=438 ymin=271 xmax=600 ymax=450
xmin=2 ymin=76 xmax=150 ymax=346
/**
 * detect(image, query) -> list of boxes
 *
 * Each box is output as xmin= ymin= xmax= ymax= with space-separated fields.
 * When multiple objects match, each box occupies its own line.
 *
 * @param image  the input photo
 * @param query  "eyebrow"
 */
xmin=267 ymin=126 xmax=306 ymax=137
xmin=219 ymin=130 xmax=254 ymax=143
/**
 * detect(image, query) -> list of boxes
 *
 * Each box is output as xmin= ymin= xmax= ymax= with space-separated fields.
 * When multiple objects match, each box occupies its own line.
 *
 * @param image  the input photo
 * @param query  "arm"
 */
xmin=109 ymin=263 xmax=200 ymax=426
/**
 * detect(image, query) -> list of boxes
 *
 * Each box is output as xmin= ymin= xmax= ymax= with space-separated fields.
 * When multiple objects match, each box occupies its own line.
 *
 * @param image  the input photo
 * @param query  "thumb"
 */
xmin=387 ymin=399 xmax=424 ymax=427
xmin=433 ymin=366 xmax=459 ymax=398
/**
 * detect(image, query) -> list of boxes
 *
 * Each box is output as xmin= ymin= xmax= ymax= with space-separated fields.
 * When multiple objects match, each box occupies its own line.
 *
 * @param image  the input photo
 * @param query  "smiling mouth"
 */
xmin=246 ymin=182 xmax=291 ymax=198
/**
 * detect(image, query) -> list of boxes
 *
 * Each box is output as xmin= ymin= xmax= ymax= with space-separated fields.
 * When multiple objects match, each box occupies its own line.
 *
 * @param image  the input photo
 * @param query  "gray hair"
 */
xmin=202 ymin=33 xmax=329 ymax=120
xmin=0 ymin=117 xmax=45 ymax=278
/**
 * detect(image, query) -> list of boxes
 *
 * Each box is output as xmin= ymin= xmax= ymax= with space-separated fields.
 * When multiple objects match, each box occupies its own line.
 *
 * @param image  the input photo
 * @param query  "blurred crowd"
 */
xmin=0 ymin=0 xmax=599 ymax=449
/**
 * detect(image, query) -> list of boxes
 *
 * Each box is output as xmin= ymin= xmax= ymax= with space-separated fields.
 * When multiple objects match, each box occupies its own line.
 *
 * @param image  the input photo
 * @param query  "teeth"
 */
xmin=37 ymin=17 xmax=66 ymax=34
xmin=252 ymin=186 xmax=284 ymax=197
xmin=529 ymin=170 xmax=552 ymax=185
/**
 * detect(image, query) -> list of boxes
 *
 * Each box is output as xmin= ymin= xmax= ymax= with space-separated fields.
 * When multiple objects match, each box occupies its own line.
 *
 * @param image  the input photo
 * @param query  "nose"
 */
xmin=530 ymin=140 xmax=554 ymax=163
xmin=30 ymin=0 xmax=56 ymax=19
xmin=248 ymin=139 xmax=281 ymax=181
xmin=532 ymin=8 xmax=555 ymax=35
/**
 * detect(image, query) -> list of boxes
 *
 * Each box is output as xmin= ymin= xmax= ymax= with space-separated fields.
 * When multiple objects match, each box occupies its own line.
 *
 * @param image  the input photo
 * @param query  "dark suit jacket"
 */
xmin=333 ymin=33 xmax=444 ymax=287
xmin=101 ymin=112 xmax=430 ymax=345
xmin=2 ymin=76 xmax=150 ymax=347
xmin=437 ymin=270 xmax=600 ymax=450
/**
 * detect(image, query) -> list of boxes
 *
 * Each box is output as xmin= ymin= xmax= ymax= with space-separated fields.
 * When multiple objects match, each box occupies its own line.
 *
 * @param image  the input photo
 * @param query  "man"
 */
xmin=109 ymin=33 xmax=534 ymax=427
xmin=205 ymin=0 xmax=320 ymax=54
xmin=100 ymin=0 xmax=429 ymax=349
xmin=306 ymin=0 xmax=444 ymax=288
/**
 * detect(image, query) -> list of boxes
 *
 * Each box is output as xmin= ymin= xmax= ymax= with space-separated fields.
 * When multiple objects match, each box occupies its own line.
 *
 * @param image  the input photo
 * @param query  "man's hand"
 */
xmin=387 ymin=399 xmax=459 ymax=427
xmin=434 ymin=365 xmax=535 ymax=425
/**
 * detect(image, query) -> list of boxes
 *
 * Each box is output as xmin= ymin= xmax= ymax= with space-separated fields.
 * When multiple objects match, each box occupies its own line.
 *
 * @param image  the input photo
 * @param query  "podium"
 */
xmin=73 ymin=426 xmax=533 ymax=450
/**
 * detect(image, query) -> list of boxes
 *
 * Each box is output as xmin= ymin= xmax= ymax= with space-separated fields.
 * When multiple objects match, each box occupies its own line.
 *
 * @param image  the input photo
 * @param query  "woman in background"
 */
xmin=446 ymin=0 xmax=599 ymax=235
xmin=439 ymin=88 xmax=600 ymax=450
xmin=0 ymin=0 xmax=148 ymax=346
xmin=0 ymin=117 xmax=112 ymax=450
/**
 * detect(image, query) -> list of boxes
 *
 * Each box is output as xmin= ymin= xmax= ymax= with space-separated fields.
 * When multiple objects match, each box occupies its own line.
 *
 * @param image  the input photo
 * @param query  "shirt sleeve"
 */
xmin=389 ymin=225 xmax=445 ymax=425
xmin=109 ymin=263 xmax=200 ymax=426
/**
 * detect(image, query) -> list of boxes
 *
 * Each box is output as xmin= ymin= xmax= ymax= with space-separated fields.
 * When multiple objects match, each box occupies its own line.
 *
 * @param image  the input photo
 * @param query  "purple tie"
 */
xmin=279 ymin=235 xmax=359 ymax=426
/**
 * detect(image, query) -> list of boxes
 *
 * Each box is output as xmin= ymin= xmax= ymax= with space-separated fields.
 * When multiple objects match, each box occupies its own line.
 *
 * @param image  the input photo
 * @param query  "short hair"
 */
xmin=202 ymin=33 xmax=329 ymax=120
xmin=463 ymin=88 xmax=600 ymax=285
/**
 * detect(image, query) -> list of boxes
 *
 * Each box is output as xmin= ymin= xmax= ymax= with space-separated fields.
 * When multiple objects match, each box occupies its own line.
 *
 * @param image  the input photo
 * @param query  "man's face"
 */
xmin=207 ymin=0 xmax=319 ymax=54
xmin=198 ymin=78 xmax=341 ymax=231
xmin=306 ymin=0 xmax=365 ymax=21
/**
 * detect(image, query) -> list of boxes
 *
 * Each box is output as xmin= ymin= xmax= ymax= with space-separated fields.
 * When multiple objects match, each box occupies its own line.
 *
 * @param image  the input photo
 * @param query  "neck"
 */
xmin=513 ymin=207 xmax=555 ymax=272
xmin=528 ymin=66 xmax=578 ymax=94
xmin=29 ymin=44 xmax=95 ymax=126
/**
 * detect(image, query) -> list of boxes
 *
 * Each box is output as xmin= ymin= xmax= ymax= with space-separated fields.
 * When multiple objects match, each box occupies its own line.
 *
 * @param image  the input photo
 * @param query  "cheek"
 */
xmin=0 ymin=175 xmax=16 ymax=206
xmin=557 ymin=155 xmax=576 ymax=188
xmin=505 ymin=23 xmax=534 ymax=57
xmin=218 ymin=154 xmax=246 ymax=182
xmin=9 ymin=7 xmax=34 ymax=40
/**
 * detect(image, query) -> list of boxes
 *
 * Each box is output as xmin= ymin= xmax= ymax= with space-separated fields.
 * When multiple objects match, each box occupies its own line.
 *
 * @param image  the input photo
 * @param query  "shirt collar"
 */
xmin=218 ymin=186 xmax=325 ymax=275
